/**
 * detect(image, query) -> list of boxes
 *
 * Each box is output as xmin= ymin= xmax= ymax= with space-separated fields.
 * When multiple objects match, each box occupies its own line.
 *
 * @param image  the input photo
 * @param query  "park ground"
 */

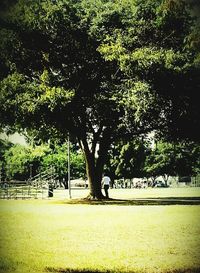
xmin=0 ymin=187 xmax=200 ymax=273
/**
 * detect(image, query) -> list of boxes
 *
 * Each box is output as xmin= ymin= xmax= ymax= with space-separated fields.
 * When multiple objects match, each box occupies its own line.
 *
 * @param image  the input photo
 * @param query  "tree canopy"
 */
xmin=0 ymin=0 xmax=199 ymax=198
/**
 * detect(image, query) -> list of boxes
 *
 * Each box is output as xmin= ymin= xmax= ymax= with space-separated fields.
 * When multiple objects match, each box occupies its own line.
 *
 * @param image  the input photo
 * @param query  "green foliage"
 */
xmin=0 ymin=139 xmax=12 ymax=162
xmin=41 ymin=143 xmax=86 ymax=180
xmin=2 ymin=141 xmax=86 ymax=181
xmin=144 ymin=142 xmax=175 ymax=181
xmin=107 ymin=138 xmax=149 ymax=179
xmin=70 ymin=151 xmax=86 ymax=179
xmin=4 ymin=144 xmax=31 ymax=180
xmin=107 ymin=139 xmax=200 ymax=181
xmin=97 ymin=0 xmax=200 ymax=140
xmin=4 ymin=143 xmax=50 ymax=180
xmin=0 ymin=139 xmax=13 ymax=180
xmin=173 ymin=142 xmax=200 ymax=177
xmin=144 ymin=141 xmax=200 ymax=181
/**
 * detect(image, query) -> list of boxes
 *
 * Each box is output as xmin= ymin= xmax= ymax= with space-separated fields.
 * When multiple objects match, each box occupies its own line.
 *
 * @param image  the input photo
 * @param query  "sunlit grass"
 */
xmin=111 ymin=187 xmax=200 ymax=198
xmin=52 ymin=187 xmax=200 ymax=200
xmin=0 ymin=188 xmax=200 ymax=273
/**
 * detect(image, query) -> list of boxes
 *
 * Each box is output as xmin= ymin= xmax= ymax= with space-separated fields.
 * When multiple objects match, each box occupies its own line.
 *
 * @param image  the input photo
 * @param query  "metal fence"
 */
xmin=0 ymin=167 xmax=58 ymax=199
xmin=0 ymin=181 xmax=50 ymax=199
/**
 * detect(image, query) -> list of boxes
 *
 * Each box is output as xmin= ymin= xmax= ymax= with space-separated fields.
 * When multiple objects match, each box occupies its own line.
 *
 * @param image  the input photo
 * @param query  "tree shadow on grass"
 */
xmin=61 ymin=197 xmax=200 ymax=206
xmin=46 ymin=267 xmax=200 ymax=273
xmin=46 ymin=269 xmax=114 ymax=273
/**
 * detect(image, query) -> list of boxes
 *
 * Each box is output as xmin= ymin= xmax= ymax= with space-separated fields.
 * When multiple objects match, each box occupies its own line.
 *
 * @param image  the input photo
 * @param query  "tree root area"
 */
xmin=85 ymin=193 xmax=109 ymax=201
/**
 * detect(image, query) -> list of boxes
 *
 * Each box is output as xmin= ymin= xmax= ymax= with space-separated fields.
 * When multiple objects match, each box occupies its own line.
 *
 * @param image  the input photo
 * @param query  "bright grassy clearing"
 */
xmin=102 ymin=187 xmax=200 ymax=199
xmin=53 ymin=186 xmax=200 ymax=200
xmin=0 ymin=196 xmax=200 ymax=273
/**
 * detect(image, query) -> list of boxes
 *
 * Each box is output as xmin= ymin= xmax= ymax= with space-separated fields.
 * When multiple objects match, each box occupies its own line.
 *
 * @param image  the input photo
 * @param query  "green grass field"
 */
xmin=0 ymin=188 xmax=200 ymax=273
xmin=50 ymin=186 xmax=200 ymax=200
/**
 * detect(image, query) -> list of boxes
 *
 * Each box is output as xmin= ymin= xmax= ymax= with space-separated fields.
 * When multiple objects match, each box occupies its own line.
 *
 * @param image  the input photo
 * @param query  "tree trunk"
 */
xmin=78 ymin=130 xmax=111 ymax=200
xmin=84 ymin=148 xmax=106 ymax=200
xmin=87 ymin=164 xmax=105 ymax=199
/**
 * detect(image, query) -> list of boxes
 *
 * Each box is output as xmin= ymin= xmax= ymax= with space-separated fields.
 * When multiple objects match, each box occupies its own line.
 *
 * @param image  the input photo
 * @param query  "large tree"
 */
xmin=0 ymin=0 xmax=199 ymax=199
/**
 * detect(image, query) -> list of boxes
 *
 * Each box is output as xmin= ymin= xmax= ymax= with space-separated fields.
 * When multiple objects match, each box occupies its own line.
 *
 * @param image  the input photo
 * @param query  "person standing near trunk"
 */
xmin=102 ymin=174 xmax=111 ymax=199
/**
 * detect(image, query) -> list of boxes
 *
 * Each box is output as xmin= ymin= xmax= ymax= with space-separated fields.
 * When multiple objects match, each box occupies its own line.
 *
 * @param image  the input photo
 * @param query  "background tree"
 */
xmin=4 ymin=143 xmax=50 ymax=181
xmin=144 ymin=142 xmax=176 ymax=185
xmin=0 ymin=0 xmax=199 ymax=198
xmin=143 ymin=140 xmax=200 ymax=185
xmin=41 ymin=143 xmax=86 ymax=187
xmin=1 ymin=141 xmax=85 ymax=182
xmin=108 ymin=138 xmax=147 ymax=180
xmin=0 ymin=139 xmax=13 ymax=181
xmin=174 ymin=142 xmax=200 ymax=178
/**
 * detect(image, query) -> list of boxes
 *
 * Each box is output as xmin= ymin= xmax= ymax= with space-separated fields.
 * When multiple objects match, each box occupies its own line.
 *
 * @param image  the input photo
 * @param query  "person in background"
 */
xmin=102 ymin=174 xmax=111 ymax=198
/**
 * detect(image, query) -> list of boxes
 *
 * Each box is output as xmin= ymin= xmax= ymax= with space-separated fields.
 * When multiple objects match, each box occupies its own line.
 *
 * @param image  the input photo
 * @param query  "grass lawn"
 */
xmin=0 ymin=188 xmax=200 ymax=273
xmin=52 ymin=186 xmax=200 ymax=200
